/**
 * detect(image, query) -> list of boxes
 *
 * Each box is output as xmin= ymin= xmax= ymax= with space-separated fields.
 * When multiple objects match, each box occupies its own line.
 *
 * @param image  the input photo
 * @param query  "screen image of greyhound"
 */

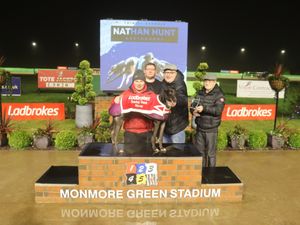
xmin=107 ymin=52 xmax=170 ymax=89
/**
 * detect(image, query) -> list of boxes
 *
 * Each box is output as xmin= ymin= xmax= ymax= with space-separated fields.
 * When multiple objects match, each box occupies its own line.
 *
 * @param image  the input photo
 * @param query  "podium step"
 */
xmin=202 ymin=167 xmax=241 ymax=184
xmin=36 ymin=166 xmax=78 ymax=184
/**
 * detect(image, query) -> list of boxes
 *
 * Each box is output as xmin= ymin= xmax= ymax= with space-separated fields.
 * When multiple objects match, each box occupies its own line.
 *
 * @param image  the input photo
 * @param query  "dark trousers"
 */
xmin=194 ymin=131 xmax=218 ymax=167
xmin=124 ymin=131 xmax=152 ymax=156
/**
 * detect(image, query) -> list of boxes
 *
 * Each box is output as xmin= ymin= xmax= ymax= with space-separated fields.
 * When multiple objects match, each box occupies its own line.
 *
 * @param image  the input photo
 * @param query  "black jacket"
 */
xmin=191 ymin=85 xmax=225 ymax=132
xmin=162 ymin=70 xmax=189 ymax=135
xmin=146 ymin=79 xmax=162 ymax=94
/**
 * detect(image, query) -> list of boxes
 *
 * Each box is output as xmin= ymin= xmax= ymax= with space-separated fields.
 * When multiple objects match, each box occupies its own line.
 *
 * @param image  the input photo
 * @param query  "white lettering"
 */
xmin=7 ymin=105 xmax=60 ymax=117
xmin=127 ymin=190 xmax=135 ymax=199
xmin=211 ymin=189 xmax=221 ymax=198
xmin=8 ymin=106 xmax=12 ymax=115
xmin=60 ymin=189 xmax=221 ymax=199
xmin=170 ymin=189 xmax=177 ymax=198
xmin=226 ymin=107 xmax=272 ymax=118
xmin=60 ymin=189 xmax=124 ymax=199
xmin=88 ymin=190 xmax=98 ymax=199
xmin=61 ymin=208 xmax=220 ymax=218
xmin=61 ymin=209 xmax=124 ymax=218
xmin=70 ymin=189 xmax=79 ymax=198
xmin=128 ymin=95 xmax=151 ymax=101
xmin=39 ymin=76 xmax=55 ymax=82
xmin=60 ymin=189 xmax=70 ymax=198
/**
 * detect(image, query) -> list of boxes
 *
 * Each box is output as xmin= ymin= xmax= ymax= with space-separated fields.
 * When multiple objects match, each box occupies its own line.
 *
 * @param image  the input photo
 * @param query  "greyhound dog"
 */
xmin=109 ymin=88 xmax=176 ymax=155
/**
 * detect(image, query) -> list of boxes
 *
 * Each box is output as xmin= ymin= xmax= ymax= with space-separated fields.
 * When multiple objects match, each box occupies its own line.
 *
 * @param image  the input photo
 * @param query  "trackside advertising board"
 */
xmin=237 ymin=80 xmax=285 ymax=98
xmin=221 ymin=104 xmax=276 ymax=120
xmin=38 ymin=69 xmax=77 ymax=89
xmin=1 ymin=77 xmax=21 ymax=96
xmin=2 ymin=103 xmax=65 ymax=120
xmin=100 ymin=19 xmax=188 ymax=91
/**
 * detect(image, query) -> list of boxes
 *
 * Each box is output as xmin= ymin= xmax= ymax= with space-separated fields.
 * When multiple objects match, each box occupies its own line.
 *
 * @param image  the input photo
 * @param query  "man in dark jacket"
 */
xmin=162 ymin=64 xmax=189 ymax=143
xmin=190 ymin=74 xmax=225 ymax=167
xmin=144 ymin=62 xmax=162 ymax=94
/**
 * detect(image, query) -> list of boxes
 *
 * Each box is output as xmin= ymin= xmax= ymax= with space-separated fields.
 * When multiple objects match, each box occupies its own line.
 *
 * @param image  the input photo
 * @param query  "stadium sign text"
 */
xmin=60 ymin=188 xmax=221 ymax=199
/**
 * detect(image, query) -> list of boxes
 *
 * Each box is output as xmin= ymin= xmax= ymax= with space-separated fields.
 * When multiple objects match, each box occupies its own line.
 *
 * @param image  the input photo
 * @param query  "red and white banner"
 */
xmin=2 ymin=103 xmax=65 ymax=120
xmin=221 ymin=104 xmax=276 ymax=120
xmin=38 ymin=69 xmax=77 ymax=89
xmin=109 ymin=91 xmax=171 ymax=121
xmin=121 ymin=91 xmax=170 ymax=119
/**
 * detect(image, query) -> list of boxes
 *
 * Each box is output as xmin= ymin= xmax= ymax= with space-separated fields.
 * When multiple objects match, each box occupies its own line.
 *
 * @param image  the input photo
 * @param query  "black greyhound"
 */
xmin=110 ymin=88 xmax=176 ymax=155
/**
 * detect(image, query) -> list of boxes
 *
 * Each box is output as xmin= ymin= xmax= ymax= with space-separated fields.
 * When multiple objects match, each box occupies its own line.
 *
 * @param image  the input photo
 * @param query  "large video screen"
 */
xmin=100 ymin=19 xmax=188 ymax=91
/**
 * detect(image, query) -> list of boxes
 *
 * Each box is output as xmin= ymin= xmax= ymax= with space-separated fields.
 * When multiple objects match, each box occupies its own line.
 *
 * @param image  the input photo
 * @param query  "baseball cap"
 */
xmin=163 ymin=63 xmax=177 ymax=71
xmin=203 ymin=74 xmax=217 ymax=80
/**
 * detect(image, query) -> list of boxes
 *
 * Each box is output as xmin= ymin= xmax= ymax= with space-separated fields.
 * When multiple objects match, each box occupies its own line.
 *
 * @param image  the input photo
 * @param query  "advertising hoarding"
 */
xmin=100 ymin=19 xmax=188 ymax=91
xmin=221 ymin=104 xmax=276 ymax=120
xmin=2 ymin=103 xmax=65 ymax=120
xmin=237 ymin=80 xmax=285 ymax=98
xmin=1 ymin=77 xmax=21 ymax=96
xmin=38 ymin=69 xmax=77 ymax=89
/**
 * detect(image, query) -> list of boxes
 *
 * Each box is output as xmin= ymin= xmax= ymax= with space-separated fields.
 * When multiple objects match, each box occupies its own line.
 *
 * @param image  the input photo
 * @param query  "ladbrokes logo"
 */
xmin=221 ymin=104 xmax=275 ymax=121
xmin=8 ymin=106 xmax=59 ymax=116
xmin=3 ymin=103 xmax=65 ymax=120
xmin=128 ymin=95 xmax=151 ymax=101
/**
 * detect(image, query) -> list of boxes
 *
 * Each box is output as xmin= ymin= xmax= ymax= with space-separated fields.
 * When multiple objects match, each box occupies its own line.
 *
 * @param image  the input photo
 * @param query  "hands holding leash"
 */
xmin=193 ymin=105 xmax=203 ymax=116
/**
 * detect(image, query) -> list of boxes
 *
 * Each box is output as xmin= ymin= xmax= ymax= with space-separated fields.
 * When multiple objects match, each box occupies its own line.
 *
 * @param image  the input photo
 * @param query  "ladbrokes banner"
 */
xmin=38 ymin=69 xmax=77 ymax=89
xmin=2 ymin=103 xmax=65 ymax=120
xmin=221 ymin=104 xmax=276 ymax=120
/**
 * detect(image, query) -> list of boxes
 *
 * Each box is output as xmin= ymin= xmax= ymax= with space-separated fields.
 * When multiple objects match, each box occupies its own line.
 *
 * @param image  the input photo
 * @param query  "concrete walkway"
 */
xmin=0 ymin=150 xmax=299 ymax=225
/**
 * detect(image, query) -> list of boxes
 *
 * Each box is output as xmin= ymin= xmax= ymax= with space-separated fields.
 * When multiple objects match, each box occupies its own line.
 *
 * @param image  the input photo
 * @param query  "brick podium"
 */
xmin=35 ymin=143 xmax=243 ymax=203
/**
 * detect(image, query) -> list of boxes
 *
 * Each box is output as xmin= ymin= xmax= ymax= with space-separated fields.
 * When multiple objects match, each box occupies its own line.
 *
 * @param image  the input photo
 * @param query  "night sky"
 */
xmin=1 ymin=1 xmax=299 ymax=73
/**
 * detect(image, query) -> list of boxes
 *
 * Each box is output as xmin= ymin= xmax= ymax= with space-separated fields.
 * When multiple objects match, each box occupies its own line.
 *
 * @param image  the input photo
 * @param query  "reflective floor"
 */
xmin=1 ymin=150 xmax=300 ymax=225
